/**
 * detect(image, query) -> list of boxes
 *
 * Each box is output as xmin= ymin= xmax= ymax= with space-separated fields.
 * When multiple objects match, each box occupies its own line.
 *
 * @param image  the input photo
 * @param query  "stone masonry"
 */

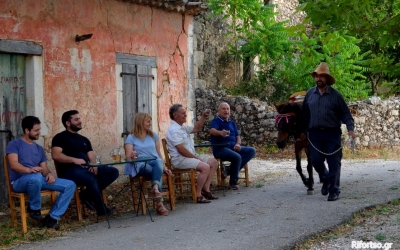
xmin=195 ymin=88 xmax=400 ymax=149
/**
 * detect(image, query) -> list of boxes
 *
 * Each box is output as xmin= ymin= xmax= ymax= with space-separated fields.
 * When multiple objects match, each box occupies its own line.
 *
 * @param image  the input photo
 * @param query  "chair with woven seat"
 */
xmin=161 ymin=138 xmax=197 ymax=203
xmin=218 ymin=160 xmax=249 ymax=187
xmin=4 ymin=156 xmax=56 ymax=233
xmin=129 ymin=171 xmax=175 ymax=215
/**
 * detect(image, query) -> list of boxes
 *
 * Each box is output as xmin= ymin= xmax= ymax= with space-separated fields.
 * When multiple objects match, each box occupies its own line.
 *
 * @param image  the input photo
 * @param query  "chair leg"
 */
xmin=245 ymin=164 xmax=249 ymax=187
xmin=75 ymin=190 xmax=83 ymax=221
xmin=20 ymin=196 xmax=28 ymax=233
xmin=9 ymin=196 xmax=17 ymax=228
xmin=167 ymin=175 xmax=175 ymax=211
xmin=217 ymin=159 xmax=222 ymax=186
xmin=190 ymin=170 xmax=197 ymax=203
xmin=139 ymin=177 xmax=147 ymax=215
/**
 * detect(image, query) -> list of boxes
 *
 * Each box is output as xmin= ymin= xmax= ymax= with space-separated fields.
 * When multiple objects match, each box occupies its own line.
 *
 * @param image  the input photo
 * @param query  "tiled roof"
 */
xmin=118 ymin=0 xmax=207 ymax=15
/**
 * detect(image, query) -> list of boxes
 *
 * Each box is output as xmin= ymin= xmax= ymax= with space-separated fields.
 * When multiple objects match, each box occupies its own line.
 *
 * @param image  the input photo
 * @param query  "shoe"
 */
xmin=221 ymin=165 xmax=231 ymax=179
xmin=196 ymin=195 xmax=211 ymax=203
xmin=97 ymin=206 xmax=114 ymax=216
xmin=42 ymin=214 xmax=60 ymax=230
xmin=201 ymin=189 xmax=218 ymax=200
xmin=229 ymin=180 xmax=240 ymax=190
xmin=148 ymin=190 xmax=162 ymax=199
xmin=327 ymin=193 xmax=339 ymax=201
xmin=156 ymin=203 xmax=169 ymax=216
xmin=321 ymin=181 xmax=329 ymax=196
xmin=27 ymin=206 xmax=42 ymax=221
xmin=79 ymin=192 xmax=95 ymax=211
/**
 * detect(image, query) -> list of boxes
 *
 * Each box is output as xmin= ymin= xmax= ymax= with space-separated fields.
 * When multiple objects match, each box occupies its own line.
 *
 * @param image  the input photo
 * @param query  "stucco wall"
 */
xmin=0 ymin=0 xmax=192 ymax=158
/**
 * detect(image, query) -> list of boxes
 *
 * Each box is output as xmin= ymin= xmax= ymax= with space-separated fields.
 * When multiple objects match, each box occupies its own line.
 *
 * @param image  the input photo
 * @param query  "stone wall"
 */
xmin=195 ymin=88 xmax=400 ymax=148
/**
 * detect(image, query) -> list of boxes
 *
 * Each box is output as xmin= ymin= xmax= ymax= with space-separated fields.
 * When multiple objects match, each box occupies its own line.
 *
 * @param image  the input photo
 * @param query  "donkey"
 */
xmin=275 ymin=101 xmax=314 ymax=195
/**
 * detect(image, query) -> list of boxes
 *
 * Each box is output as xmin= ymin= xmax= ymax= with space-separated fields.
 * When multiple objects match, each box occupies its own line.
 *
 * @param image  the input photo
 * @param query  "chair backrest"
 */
xmin=161 ymin=138 xmax=173 ymax=171
xmin=4 ymin=156 xmax=14 ymax=194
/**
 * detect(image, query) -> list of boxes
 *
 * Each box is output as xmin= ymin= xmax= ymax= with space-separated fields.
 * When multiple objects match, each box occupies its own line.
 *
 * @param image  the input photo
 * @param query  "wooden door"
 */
xmin=0 ymin=53 xmax=26 ymax=205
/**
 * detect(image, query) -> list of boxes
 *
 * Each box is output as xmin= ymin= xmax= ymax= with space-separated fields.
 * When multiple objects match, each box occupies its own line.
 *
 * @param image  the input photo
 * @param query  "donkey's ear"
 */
xmin=274 ymin=101 xmax=285 ymax=112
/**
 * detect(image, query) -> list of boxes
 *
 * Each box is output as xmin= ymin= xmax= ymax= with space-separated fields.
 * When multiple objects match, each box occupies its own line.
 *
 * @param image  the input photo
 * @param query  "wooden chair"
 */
xmin=161 ymin=138 xmax=197 ymax=203
xmin=53 ymin=162 xmax=107 ymax=221
xmin=129 ymin=171 xmax=175 ymax=215
xmin=218 ymin=160 xmax=249 ymax=187
xmin=4 ymin=156 xmax=56 ymax=233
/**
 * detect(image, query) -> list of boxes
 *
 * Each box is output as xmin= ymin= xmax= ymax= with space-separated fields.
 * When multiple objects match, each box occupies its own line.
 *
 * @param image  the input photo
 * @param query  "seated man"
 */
xmin=166 ymin=104 xmax=218 ymax=203
xmin=6 ymin=116 xmax=76 ymax=230
xmin=51 ymin=110 xmax=119 ymax=216
xmin=210 ymin=102 xmax=256 ymax=190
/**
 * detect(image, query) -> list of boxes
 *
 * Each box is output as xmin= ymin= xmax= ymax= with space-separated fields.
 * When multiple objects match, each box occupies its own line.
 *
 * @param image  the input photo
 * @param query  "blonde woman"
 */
xmin=124 ymin=113 xmax=172 ymax=215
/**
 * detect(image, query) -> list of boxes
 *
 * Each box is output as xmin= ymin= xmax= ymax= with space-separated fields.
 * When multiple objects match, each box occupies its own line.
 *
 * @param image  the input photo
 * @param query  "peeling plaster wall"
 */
xmin=0 ymin=0 xmax=192 ymax=160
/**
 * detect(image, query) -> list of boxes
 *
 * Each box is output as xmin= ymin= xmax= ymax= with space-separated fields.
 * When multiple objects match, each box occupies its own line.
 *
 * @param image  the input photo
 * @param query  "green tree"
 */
xmin=298 ymin=0 xmax=400 ymax=96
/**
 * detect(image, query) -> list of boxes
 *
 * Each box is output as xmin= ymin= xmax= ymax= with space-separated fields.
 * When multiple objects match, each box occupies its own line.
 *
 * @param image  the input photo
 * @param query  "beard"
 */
xmin=28 ymin=134 xmax=39 ymax=140
xmin=317 ymin=81 xmax=327 ymax=89
xmin=70 ymin=124 xmax=82 ymax=132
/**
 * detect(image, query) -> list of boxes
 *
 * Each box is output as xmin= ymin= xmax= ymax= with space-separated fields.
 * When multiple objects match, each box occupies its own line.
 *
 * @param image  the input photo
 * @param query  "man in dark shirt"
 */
xmin=51 ymin=110 xmax=119 ymax=215
xmin=210 ymin=102 xmax=256 ymax=190
xmin=301 ymin=62 xmax=356 ymax=201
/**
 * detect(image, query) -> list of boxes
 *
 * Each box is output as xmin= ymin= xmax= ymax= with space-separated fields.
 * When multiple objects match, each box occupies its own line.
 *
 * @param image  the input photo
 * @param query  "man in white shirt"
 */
xmin=166 ymin=104 xmax=218 ymax=203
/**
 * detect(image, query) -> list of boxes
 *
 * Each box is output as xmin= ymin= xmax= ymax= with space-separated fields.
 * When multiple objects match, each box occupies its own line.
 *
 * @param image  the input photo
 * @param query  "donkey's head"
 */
xmin=275 ymin=102 xmax=303 ymax=149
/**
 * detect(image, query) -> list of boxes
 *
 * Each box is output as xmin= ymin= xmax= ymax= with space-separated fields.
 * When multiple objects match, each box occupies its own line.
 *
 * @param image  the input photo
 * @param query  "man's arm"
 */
xmin=51 ymin=146 xmax=86 ymax=165
xmin=210 ymin=128 xmax=230 ymax=137
xmin=175 ymin=144 xmax=200 ymax=160
xmin=39 ymin=161 xmax=56 ymax=184
xmin=7 ymin=153 xmax=42 ymax=174
xmin=192 ymin=110 xmax=210 ymax=133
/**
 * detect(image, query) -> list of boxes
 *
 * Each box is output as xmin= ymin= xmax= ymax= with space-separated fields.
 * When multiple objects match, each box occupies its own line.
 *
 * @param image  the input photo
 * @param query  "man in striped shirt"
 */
xmin=301 ymin=62 xmax=357 ymax=201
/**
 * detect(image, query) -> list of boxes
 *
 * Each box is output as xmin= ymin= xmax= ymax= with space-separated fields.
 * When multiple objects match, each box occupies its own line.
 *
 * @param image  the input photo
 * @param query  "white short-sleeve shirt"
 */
xmin=166 ymin=120 xmax=196 ymax=166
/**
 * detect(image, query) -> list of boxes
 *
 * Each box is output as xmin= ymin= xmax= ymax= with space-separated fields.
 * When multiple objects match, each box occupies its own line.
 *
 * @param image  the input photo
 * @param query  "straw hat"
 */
xmin=309 ymin=62 xmax=335 ymax=85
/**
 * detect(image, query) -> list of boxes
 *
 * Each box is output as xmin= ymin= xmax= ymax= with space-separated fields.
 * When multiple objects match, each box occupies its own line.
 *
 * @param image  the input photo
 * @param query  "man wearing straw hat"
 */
xmin=301 ymin=62 xmax=356 ymax=201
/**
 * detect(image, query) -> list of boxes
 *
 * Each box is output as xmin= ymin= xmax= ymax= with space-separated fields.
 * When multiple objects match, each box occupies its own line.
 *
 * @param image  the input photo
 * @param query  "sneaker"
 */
xmin=321 ymin=181 xmax=329 ymax=196
xmin=97 ymin=206 xmax=114 ymax=216
xmin=27 ymin=206 xmax=42 ymax=221
xmin=229 ymin=179 xmax=240 ymax=190
xmin=42 ymin=214 xmax=60 ymax=230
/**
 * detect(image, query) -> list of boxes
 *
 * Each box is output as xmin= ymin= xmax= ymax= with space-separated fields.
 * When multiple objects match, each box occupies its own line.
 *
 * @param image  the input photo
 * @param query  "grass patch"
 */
xmin=294 ymin=200 xmax=400 ymax=249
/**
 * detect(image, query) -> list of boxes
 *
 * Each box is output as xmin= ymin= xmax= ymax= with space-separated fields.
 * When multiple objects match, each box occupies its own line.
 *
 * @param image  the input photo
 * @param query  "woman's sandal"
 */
xmin=201 ymin=189 xmax=218 ymax=200
xmin=156 ymin=203 xmax=169 ymax=216
xmin=196 ymin=195 xmax=211 ymax=203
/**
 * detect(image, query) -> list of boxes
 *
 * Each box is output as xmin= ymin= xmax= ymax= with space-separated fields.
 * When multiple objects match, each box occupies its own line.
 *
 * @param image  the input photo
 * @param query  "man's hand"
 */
xmin=30 ymin=166 xmax=43 ymax=173
xmin=164 ymin=168 xmax=172 ymax=176
xmin=348 ymin=131 xmax=357 ymax=139
xmin=88 ymin=167 xmax=98 ymax=175
xmin=202 ymin=109 xmax=211 ymax=117
xmin=233 ymin=143 xmax=241 ymax=152
xmin=46 ymin=173 xmax=56 ymax=184
xmin=220 ymin=129 xmax=230 ymax=137
xmin=72 ymin=158 xmax=86 ymax=166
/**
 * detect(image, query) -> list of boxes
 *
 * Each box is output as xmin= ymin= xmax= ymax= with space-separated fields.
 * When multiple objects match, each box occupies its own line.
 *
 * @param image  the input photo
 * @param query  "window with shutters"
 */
xmin=116 ymin=53 xmax=157 ymax=140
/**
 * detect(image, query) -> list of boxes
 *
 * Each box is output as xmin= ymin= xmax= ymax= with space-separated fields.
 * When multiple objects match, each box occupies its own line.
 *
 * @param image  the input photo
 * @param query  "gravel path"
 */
xmin=13 ymin=158 xmax=400 ymax=250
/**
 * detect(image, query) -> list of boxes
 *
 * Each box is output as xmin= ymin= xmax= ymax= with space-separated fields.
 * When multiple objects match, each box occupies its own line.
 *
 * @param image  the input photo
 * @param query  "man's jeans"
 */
xmin=12 ymin=173 xmax=76 ymax=220
xmin=62 ymin=166 xmax=119 ymax=212
xmin=213 ymin=146 xmax=256 ymax=182
xmin=308 ymin=129 xmax=342 ymax=195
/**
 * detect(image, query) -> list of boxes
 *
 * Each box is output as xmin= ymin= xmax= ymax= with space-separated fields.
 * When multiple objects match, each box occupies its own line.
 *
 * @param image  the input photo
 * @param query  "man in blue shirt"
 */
xmin=210 ymin=102 xmax=256 ymax=190
xmin=6 ymin=116 xmax=76 ymax=230
xmin=301 ymin=62 xmax=356 ymax=201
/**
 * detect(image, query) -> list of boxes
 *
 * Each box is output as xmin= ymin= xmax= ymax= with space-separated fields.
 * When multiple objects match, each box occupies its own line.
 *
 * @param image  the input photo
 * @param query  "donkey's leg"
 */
xmin=295 ymin=142 xmax=308 ymax=187
xmin=305 ymin=147 xmax=314 ymax=194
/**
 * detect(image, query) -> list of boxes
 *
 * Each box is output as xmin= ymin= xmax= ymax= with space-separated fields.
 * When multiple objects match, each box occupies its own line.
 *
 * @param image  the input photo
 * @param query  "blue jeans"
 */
xmin=213 ymin=146 xmax=256 ymax=182
xmin=137 ymin=159 xmax=163 ymax=193
xmin=308 ymin=129 xmax=342 ymax=195
xmin=12 ymin=173 xmax=76 ymax=220
xmin=62 ymin=166 xmax=119 ymax=212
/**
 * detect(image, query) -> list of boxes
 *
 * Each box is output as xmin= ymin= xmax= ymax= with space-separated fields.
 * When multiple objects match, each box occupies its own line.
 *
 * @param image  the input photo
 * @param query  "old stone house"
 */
xmin=0 ymin=0 xmax=206 ymax=205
